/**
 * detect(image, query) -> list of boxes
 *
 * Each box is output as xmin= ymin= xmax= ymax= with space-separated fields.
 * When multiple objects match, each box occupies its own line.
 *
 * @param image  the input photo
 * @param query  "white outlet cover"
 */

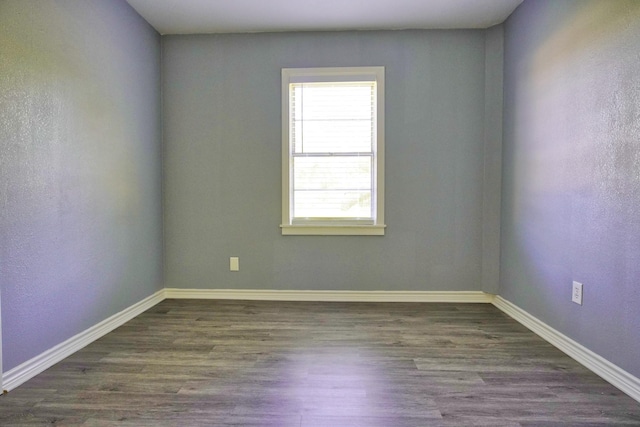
xmin=572 ymin=281 xmax=583 ymax=305
xmin=230 ymin=257 xmax=239 ymax=271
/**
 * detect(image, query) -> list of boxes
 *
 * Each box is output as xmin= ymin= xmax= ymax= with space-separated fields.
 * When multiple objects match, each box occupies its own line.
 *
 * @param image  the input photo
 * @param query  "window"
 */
xmin=281 ymin=67 xmax=385 ymax=236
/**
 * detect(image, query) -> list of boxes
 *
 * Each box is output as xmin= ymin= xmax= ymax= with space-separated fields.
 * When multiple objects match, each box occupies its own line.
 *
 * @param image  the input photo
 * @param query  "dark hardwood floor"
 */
xmin=1 ymin=299 xmax=639 ymax=426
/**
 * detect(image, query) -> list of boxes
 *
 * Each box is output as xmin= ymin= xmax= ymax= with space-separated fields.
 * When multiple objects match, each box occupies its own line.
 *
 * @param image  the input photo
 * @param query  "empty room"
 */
xmin=1 ymin=0 xmax=639 ymax=425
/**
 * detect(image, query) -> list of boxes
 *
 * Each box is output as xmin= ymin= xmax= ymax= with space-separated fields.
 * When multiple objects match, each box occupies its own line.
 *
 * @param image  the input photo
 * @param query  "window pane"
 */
xmin=291 ymin=82 xmax=375 ymax=155
xmin=294 ymin=156 xmax=371 ymax=190
xmin=293 ymin=156 xmax=372 ymax=219
xmin=294 ymin=190 xmax=372 ymax=219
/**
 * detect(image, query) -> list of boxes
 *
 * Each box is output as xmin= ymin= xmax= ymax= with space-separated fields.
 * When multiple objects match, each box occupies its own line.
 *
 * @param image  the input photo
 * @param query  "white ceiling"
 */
xmin=126 ymin=0 xmax=523 ymax=35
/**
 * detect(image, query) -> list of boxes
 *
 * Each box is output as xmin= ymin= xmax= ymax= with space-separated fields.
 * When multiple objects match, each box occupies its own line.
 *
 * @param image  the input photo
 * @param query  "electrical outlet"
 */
xmin=572 ymin=281 xmax=583 ymax=305
xmin=230 ymin=257 xmax=239 ymax=272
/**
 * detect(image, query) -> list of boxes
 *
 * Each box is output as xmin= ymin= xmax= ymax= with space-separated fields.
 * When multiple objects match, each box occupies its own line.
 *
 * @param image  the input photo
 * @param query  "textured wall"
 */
xmin=0 ymin=0 xmax=162 ymax=371
xmin=163 ymin=30 xmax=499 ymax=292
xmin=502 ymin=0 xmax=640 ymax=376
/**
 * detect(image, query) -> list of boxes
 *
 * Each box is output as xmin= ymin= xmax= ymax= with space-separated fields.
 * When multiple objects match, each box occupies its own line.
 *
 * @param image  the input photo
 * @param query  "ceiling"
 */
xmin=125 ymin=0 xmax=523 ymax=35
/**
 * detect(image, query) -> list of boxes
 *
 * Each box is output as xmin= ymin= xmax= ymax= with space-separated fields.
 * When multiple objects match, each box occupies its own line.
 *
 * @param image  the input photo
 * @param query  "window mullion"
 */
xmin=292 ymin=152 xmax=374 ymax=158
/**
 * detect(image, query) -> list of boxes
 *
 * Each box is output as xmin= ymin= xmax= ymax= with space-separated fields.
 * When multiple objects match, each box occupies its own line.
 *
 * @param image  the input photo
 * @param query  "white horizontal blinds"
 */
xmin=290 ymin=81 xmax=376 ymax=221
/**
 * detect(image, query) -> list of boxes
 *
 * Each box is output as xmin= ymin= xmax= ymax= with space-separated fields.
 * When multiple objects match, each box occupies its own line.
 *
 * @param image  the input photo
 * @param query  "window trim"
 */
xmin=281 ymin=66 xmax=385 ymax=236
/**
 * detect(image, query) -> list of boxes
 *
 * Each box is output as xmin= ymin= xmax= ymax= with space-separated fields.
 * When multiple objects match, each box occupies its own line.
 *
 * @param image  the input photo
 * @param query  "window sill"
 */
xmin=280 ymin=224 xmax=386 ymax=236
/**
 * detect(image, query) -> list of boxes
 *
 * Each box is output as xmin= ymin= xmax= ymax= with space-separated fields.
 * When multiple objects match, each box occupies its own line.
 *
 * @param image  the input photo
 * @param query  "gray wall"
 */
xmin=482 ymin=25 xmax=504 ymax=295
xmin=0 ymin=0 xmax=163 ymax=371
xmin=501 ymin=0 xmax=640 ymax=377
xmin=163 ymin=30 xmax=502 ymax=292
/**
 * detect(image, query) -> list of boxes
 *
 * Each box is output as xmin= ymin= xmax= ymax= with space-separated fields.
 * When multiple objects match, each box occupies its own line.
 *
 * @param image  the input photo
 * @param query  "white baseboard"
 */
xmin=493 ymin=296 xmax=640 ymax=404
xmin=164 ymin=288 xmax=495 ymax=303
xmin=2 ymin=290 xmax=165 ymax=392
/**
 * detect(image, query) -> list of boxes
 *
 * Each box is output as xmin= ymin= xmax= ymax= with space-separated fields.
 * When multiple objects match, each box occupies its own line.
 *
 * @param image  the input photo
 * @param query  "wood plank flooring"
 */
xmin=1 ymin=299 xmax=639 ymax=426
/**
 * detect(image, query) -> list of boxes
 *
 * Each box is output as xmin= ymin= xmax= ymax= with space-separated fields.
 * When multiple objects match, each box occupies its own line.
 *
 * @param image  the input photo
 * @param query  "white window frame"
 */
xmin=281 ymin=66 xmax=385 ymax=236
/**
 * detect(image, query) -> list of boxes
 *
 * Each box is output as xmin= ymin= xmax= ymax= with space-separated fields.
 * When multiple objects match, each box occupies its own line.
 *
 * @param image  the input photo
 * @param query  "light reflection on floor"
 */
xmin=258 ymin=344 xmax=437 ymax=427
